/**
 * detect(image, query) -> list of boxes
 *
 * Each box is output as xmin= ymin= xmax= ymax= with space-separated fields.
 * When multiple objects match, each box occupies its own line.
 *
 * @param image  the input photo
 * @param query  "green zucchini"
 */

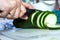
xmin=40 ymin=11 xmax=48 ymax=28
xmin=31 ymin=11 xmax=43 ymax=28
xmin=31 ymin=11 xmax=39 ymax=24
xmin=43 ymin=12 xmax=57 ymax=28
xmin=31 ymin=11 xmax=57 ymax=29
xmin=13 ymin=9 xmax=58 ymax=29
xmin=36 ymin=11 xmax=45 ymax=28
xmin=42 ymin=11 xmax=53 ymax=28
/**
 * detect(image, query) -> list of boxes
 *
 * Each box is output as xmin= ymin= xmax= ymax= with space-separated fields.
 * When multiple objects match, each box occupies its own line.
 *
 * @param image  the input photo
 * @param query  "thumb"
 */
xmin=22 ymin=2 xmax=34 ymax=9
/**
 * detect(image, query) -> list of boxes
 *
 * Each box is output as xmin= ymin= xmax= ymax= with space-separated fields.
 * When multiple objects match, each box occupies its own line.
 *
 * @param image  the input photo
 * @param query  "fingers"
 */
xmin=12 ymin=0 xmax=27 ymax=19
xmin=0 ymin=0 xmax=17 ymax=18
xmin=13 ymin=0 xmax=21 ymax=18
xmin=0 ymin=8 xmax=10 ymax=17
xmin=19 ymin=2 xmax=34 ymax=20
xmin=20 ymin=15 xmax=28 ymax=20
xmin=19 ymin=5 xmax=26 ymax=17
xmin=12 ymin=0 xmax=21 ymax=19
xmin=22 ymin=2 xmax=34 ymax=9
xmin=6 ymin=0 xmax=20 ymax=19
xmin=0 ymin=5 xmax=11 ymax=17
xmin=0 ymin=7 xmax=11 ymax=18
xmin=0 ymin=0 xmax=33 ymax=19
xmin=13 ymin=7 xmax=20 ymax=19
xmin=6 ymin=8 xmax=20 ymax=19
xmin=6 ymin=6 xmax=17 ymax=19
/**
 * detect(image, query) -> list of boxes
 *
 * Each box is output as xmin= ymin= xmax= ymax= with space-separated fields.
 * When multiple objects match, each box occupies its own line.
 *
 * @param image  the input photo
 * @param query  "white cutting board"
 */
xmin=1 ymin=29 xmax=60 ymax=40
xmin=0 ymin=34 xmax=14 ymax=40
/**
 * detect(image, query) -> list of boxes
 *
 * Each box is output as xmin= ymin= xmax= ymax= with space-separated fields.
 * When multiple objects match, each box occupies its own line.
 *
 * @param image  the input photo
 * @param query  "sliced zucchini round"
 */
xmin=31 ymin=11 xmax=39 ymax=24
xmin=33 ymin=11 xmax=42 ymax=27
xmin=42 ymin=11 xmax=52 ymax=28
xmin=44 ymin=13 xmax=57 ymax=28
xmin=46 ymin=24 xmax=60 ymax=28
xmin=36 ymin=12 xmax=45 ymax=28
xmin=29 ymin=10 xmax=57 ymax=29
xmin=40 ymin=11 xmax=48 ymax=28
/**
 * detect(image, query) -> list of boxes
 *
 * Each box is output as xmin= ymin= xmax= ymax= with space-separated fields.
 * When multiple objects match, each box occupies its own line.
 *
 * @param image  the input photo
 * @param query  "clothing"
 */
xmin=53 ymin=10 xmax=60 ymax=24
xmin=0 ymin=18 xmax=15 ymax=31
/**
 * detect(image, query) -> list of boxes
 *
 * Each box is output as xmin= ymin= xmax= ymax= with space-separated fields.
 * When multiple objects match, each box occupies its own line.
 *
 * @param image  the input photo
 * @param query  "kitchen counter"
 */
xmin=0 ymin=29 xmax=60 ymax=40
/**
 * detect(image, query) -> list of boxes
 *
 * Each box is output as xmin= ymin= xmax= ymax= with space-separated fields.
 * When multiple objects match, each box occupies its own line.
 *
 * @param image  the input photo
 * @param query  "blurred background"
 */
xmin=22 ymin=0 xmax=40 ymax=4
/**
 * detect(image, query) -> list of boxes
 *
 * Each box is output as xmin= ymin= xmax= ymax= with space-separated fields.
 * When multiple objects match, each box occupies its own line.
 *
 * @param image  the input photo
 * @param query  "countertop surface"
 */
xmin=0 ymin=29 xmax=60 ymax=40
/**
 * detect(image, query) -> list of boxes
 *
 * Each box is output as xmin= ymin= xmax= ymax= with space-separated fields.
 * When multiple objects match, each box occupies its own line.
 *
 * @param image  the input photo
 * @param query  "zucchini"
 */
xmin=31 ymin=11 xmax=43 ymax=28
xmin=43 ymin=12 xmax=57 ymax=28
xmin=31 ymin=11 xmax=57 ymax=29
xmin=46 ymin=24 xmax=60 ymax=28
xmin=42 ymin=11 xmax=53 ymax=28
xmin=40 ymin=11 xmax=48 ymax=28
xmin=13 ymin=9 xmax=58 ymax=29
xmin=31 ymin=11 xmax=39 ymax=24
xmin=36 ymin=12 xmax=45 ymax=28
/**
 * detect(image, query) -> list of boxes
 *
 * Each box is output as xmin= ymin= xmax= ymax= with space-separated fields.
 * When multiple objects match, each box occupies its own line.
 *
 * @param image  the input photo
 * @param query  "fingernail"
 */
xmin=24 ymin=16 xmax=28 ymax=20
xmin=21 ymin=16 xmax=28 ymax=20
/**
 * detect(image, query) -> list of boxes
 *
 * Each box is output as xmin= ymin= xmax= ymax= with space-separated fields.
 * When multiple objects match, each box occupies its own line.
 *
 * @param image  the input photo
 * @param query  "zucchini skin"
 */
xmin=36 ymin=11 xmax=45 ymax=28
xmin=32 ymin=11 xmax=42 ymax=28
xmin=43 ymin=12 xmax=58 ymax=29
xmin=13 ymin=9 xmax=42 ymax=28
xmin=31 ymin=11 xmax=40 ymax=26
xmin=40 ymin=11 xmax=48 ymax=28
xmin=13 ymin=9 xmax=58 ymax=29
xmin=13 ymin=18 xmax=37 ymax=28
xmin=43 ymin=11 xmax=53 ymax=29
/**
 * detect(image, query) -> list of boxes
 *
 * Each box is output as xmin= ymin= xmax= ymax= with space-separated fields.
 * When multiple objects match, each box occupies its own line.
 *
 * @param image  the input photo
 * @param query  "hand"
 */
xmin=0 ymin=0 xmax=34 ymax=19
xmin=0 ymin=0 xmax=21 ymax=19
xmin=20 ymin=2 xmax=34 ymax=20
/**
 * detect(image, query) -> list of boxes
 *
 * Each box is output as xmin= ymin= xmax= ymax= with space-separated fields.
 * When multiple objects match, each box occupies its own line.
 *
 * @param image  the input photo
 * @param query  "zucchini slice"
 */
xmin=42 ymin=11 xmax=53 ymax=28
xmin=33 ymin=12 xmax=42 ymax=27
xmin=44 ymin=13 xmax=57 ymax=28
xmin=31 ymin=11 xmax=39 ymax=24
xmin=40 ymin=11 xmax=48 ymax=28
xmin=36 ymin=12 xmax=45 ymax=28
xmin=46 ymin=24 xmax=60 ymax=28
xmin=30 ymin=11 xmax=57 ymax=29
